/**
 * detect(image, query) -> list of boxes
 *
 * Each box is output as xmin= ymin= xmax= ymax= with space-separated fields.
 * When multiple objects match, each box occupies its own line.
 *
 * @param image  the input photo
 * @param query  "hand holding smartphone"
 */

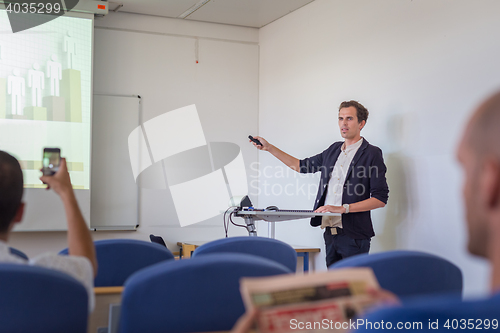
xmin=42 ymin=148 xmax=61 ymax=176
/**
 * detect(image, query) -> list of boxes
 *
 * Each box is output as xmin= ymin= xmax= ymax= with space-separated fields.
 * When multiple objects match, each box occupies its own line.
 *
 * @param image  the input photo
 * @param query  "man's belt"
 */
xmin=326 ymin=226 xmax=344 ymax=235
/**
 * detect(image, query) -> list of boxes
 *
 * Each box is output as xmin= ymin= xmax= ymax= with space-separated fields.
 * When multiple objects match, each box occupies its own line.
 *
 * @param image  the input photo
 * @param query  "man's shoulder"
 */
xmin=30 ymin=252 xmax=93 ymax=277
xmin=0 ymin=242 xmax=28 ymax=264
xmin=362 ymin=139 xmax=383 ymax=156
xmin=31 ymin=252 xmax=91 ymax=268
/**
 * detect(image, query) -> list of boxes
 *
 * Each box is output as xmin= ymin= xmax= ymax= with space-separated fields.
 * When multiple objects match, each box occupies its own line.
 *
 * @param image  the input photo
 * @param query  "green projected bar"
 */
xmin=61 ymin=69 xmax=82 ymax=122
xmin=43 ymin=96 xmax=66 ymax=121
xmin=24 ymin=106 xmax=48 ymax=120
xmin=6 ymin=114 xmax=28 ymax=120
xmin=24 ymin=184 xmax=85 ymax=189
xmin=19 ymin=160 xmax=84 ymax=171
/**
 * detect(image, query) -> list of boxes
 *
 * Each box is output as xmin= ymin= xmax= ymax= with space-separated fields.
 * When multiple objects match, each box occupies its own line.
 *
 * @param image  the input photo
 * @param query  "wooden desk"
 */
xmin=94 ymin=287 xmax=124 ymax=295
xmin=292 ymin=246 xmax=321 ymax=272
xmin=177 ymin=241 xmax=320 ymax=271
xmin=176 ymin=241 xmax=205 ymax=259
xmin=88 ymin=287 xmax=124 ymax=333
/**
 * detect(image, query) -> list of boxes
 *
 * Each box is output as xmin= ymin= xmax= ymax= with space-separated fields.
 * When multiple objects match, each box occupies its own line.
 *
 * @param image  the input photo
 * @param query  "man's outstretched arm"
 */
xmin=40 ymin=158 xmax=98 ymax=276
xmin=250 ymin=136 xmax=300 ymax=172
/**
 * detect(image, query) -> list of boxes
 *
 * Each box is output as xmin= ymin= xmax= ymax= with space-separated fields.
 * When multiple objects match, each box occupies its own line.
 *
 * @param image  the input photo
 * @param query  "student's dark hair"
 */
xmin=0 ymin=151 xmax=24 ymax=233
xmin=339 ymin=100 xmax=369 ymax=124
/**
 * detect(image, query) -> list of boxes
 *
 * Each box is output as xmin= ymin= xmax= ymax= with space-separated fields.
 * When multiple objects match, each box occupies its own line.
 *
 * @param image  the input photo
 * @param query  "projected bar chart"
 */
xmin=0 ymin=11 xmax=92 ymax=190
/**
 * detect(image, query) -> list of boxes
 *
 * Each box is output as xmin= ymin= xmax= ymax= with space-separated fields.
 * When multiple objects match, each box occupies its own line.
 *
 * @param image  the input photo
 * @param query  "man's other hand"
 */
xmin=231 ymin=308 xmax=259 ymax=333
xmin=366 ymin=288 xmax=401 ymax=312
xmin=315 ymin=205 xmax=346 ymax=214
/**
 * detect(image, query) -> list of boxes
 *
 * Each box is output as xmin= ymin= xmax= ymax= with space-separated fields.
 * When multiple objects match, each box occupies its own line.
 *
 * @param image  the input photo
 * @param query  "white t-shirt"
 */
xmin=0 ymin=240 xmax=95 ymax=312
xmin=322 ymin=138 xmax=364 ymax=229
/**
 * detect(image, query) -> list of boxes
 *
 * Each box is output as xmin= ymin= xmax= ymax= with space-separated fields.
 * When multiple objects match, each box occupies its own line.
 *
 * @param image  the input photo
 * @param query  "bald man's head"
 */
xmin=458 ymin=91 xmax=500 ymax=259
xmin=464 ymin=91 xmax=500 ymax=157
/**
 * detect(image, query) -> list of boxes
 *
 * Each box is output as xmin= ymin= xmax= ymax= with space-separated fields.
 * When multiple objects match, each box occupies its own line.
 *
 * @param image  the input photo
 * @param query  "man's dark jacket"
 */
xmin=299 ymin=138 xmax=389 ymax=240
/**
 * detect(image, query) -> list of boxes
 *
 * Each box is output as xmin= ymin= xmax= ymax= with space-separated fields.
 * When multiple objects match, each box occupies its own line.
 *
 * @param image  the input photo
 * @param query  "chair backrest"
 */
xmin=0 ymin=263 xmax=88 ymax=333
xmin=192 ymin=236 xmax=297 ymax=272
xmin=9 ymin=247 xmax=28 ymax=260
xmin=356 ymin=293 xmax=500 ymax=332
xmin=149 ymin=234 xmax=166 ymax=247
xmin=60 ymin=239 xmax=174 ymax=287
xmin=118 ymin=253 xmax=291 ymax=333
xmin=330 ymin=250 xmax=463 ymax=300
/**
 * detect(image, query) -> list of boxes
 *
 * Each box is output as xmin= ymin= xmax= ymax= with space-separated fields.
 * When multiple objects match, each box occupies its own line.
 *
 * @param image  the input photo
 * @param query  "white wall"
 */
xmin=10 ymin=12 xmax=259 ymax=256
xmin=258 ymin=0 xmax=500 ymax=296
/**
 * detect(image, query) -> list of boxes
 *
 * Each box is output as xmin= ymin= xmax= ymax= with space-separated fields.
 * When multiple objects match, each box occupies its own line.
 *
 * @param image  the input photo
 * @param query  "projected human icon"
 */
xmin=47 ymin=54 xmax=62 ymax=96
xmin=64 ymin=31 xmax=77 ymax=69
xmin=28 ymin=63 xmax=45 ymax=107
xmin=7 ymin=69 xmax=25 ymax=115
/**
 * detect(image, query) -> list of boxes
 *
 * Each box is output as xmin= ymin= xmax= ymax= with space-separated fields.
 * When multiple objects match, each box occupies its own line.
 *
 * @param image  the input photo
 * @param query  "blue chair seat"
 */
xmin=60 ymin=239 xmax=174 ymax=287
xmin=357 ymin=293 xmax=500 ymax=332
xmin=9 ymin=247 xmax=28 ymax=260
xmin=118 ymin=253 xmax=291 ymax=333
xmin=0 ymin=263 xmax=88 ymax=333
xmin=330 ymin=250 xmax=463 ymax=300
xmin=192 ymin=236 xmax=297 ymax=272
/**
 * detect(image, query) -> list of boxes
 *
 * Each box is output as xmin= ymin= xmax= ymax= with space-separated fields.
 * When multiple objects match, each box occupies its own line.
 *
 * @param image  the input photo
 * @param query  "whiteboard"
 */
xmin=90 ymin=94 xmax=140 ymax=230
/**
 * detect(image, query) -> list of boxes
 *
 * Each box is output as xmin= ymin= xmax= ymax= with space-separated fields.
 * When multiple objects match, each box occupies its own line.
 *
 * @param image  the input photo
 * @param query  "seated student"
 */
xmin=0 ymin=151 xmax=97 ymax=311
xmin=347 ymin=91 xmax=500 ymax=331
xmin=458 ymin=91 xmax=500 ymax=294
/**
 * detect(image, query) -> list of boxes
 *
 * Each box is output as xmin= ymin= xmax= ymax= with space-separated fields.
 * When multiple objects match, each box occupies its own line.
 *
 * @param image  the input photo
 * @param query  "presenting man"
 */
xmin=0 ymin=151 xmax=97 ymax=310
xmin=251 ymin=101 xmax=389 ymax=267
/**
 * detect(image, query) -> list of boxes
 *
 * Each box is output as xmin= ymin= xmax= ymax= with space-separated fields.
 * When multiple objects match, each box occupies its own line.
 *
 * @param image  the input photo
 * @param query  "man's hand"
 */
xmin=232 ymin=308 xmax=259 ymax=333
xmin=39 ymin=158 xmax=73 ymax=198
xmin=249 ymin=136 xmax=301 ymax=172
xmin=249 ymin=136 xmax=271 ymax=151
xmin=366 ymin=288 xmax=401 ymax=311
xmin=315 ymin=205 xmax=346 ymax=214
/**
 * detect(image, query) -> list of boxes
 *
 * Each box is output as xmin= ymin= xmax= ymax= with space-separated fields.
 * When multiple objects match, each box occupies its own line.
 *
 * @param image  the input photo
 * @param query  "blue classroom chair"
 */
xmin=149 ymin=234 xmax=167 ymax=247
xmin=9 ymin=247 xmax=28 ymax=260
xmin=192 ymin=236 xmax=297 ymax=272
xmin=0 ymin=263 xmax=88 ymax=333
xmin=118 ymin=253 xmax=292 ymax=333
xmin=357 ymin=292 xmax=500 ymax=332
xmin=60 ymin=239 xmax=174 ymax=286
xmin=330 ymin=250 xmax=463 ymax=301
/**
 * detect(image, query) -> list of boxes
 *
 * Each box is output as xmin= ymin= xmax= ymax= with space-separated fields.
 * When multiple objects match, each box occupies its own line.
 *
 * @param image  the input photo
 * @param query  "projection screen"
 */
xmin=0 ymin=10 xmax=93 ymax=230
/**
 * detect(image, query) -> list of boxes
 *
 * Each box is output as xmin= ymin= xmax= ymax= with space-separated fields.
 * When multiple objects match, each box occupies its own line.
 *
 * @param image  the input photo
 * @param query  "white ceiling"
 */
xmin=108 ymin=0 xmax=315 ymax=28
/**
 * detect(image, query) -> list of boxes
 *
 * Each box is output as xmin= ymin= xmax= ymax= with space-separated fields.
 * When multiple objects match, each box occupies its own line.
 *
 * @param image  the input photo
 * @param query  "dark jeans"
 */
xmin=324 ymin=228 xmax=371 ymax=268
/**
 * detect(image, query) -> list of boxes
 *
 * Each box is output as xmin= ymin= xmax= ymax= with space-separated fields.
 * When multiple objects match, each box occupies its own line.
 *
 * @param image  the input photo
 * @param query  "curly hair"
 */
xmin=0 ymin=151 xmax=24 ymax=233
xmin=339 ymin=100 xmax=369 ymax=124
